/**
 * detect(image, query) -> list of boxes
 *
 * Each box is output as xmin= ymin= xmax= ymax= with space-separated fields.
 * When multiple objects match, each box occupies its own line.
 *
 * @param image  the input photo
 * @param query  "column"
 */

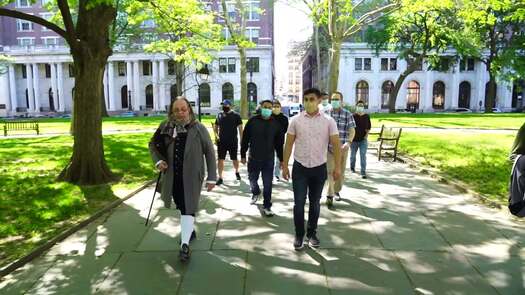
xmin=476 ymin=63 xmax=487 ymax=111
xmin=450 ymin=64 xmax=459 ymax=109
xmin=126 ymin=61 xmax=133 ymax=110
xmin=159 ymin=59 xmax=167 ymax=111
xmin=152 ymin=60 xmax=159 ymax=111
xmin=424 ymin=68 xmax=434 ymax=112
xmin=26 ymin=64 xmax=35 ymax=111
xmin=50 ymin=63 xmax=58 ymax=111
xmin=0 ymin=70 xmax=10 ymax=115
xmin=57 ymin=63 xmax=65 ymax=112
xmin=133 ymin=60 xmax=140 ymax=111
xmin=103 ymin=64 xmax=109 ymax=110
xmin=108 ymin=61 xmax=116 ymax=111
xmin=32 ymin=63 xmax=40 ymax=112
xmin=8 ymin=65 xmax=18 ymax=112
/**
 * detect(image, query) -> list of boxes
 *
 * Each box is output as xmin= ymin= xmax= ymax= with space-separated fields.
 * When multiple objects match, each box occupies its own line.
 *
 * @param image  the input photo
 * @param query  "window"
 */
xmin=246 ymin=1 xmax=260 ymax=21
xmin=219 ymin=58 xmax=228 ymax=73
xmin=381 ymin=58 xmax=397 ymax=71
xmin=140 ymin=19 xmax=156 ymax=29
xmin=355 ymin=80 xmax=369 ymax=108
xmin=406 ymin=80 xmax=420 ymax=109
xmin=245 ymin=27 xmax=260 ymax=43
xmin=40 ymin=13 xmax=52 ymax=31
xmin=381 ymin=81 xmax=394 ymax=109
xmin=219 ymin=2 xmax=236 ymax=22
xmin=21 ymin=65 xmax=27 ymax=79
xmin=18 ymin=37 xmax=35 ymax=46
xmin=168 ymin=60 xmax=175 ymax=75
xmin=247 ymin=57 xmax=259 ymax=72
xmin=228 ymin=58 xmax=236 ymax=73
xmin=202 ymin=1 xmax=212 ymax=12
xmin=460 ymin=58 xmax=475 ymax=72
xmin=247 ymin=82 xmax=257 ymax=102
xmin=17 ymin=0 xmax=30 ymax=8
xmin=222 ymin=83 xmax=234 ymax=101
xmin=118 ymin=62 xmax=126 ymax=76
xmin=45 ymin=64 xmax=51 ymax=78
xmin=407 ymin=58 xmax=423 ymax=71
xmin=432 ymin=81 xmax=445 ymax=109
xmin=17 ymin=20 xmax=33 ymax=32
xmin=222 ymin=27 xmax=231 ymax=40
xmin=199 ymin=83 xmax=211 ymax=107
xmin=41 ymin=37 xmax=59 ymax=46
xmin=69 ymin=64 xmax=75 ymax=78
xmin=143 ymin=61 xmax=152 ymax=76
xmin=145 ymin=85 xmax=153 ymax=109
xmin=355 ymin=58 xmax=371 ymax=71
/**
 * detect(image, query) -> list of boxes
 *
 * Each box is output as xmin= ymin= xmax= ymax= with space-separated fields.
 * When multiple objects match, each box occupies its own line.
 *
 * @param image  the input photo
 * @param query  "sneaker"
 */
xmin=235 ymin=172 xmax=241 ymax=181
xmin=307 ymin=234 xmax=320 ymax=248
xmin=216 ymin=178 xmax=223 ymax=186
xmin=351 ymin=168 xmax=356 ymax=173
xmin=293 ymin=236 xmax=304 ymax=250
xmin=250 ymin=194 xmax=260 ymax=205
xmin=326 ymin=196 xmax=334 ymax=207
xmin=362 ymin=174 xmax=367 ymax=179
xmin=275 ymin=175 xmax=280 ymax=181
xmin=335 ymin=192 xmax=341 ymax=201
xmin=179 ymin=243 xmax=191 ymax=262
xmin=263 ymin=208 xmax=275 ymax=217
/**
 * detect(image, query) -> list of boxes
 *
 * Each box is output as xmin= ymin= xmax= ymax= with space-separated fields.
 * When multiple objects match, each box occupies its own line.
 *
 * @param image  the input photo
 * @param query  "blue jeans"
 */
xmin=350 ymin=140 xmax=368 ymax=175
xmin=248 ymin=158 xmax=275 ymax=209
xmin=292 ymin=161 xmax=327 ymax=238
xmin=274 ymin=152 xmax=281 ymax=177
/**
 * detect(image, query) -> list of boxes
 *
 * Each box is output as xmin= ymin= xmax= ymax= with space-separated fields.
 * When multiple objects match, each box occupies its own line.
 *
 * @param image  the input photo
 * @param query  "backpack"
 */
xmin=509 ymin=154 xmax=525 ymax=217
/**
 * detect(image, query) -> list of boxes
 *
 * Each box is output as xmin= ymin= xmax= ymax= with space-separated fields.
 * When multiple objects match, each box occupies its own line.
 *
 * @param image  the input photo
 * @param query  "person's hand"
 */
xmin=241 ymin=158 xmax=247 ymax=165
xmin=282 ymin=165 xmax=290 ymax=181
xmin=206 ymin=183 xmax=215 ymax=192
xmin=342 ymin=143 xmax=350 ymax=151
xmin=156 ymin=160 xmax=168 ymax=172
xmin=333 ymin=168 xmax=341 ymax=181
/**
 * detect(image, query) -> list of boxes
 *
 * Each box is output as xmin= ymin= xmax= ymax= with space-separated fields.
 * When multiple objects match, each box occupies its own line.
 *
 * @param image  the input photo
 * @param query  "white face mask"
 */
xmin=356 ymin=106 xmax=365 ymax=113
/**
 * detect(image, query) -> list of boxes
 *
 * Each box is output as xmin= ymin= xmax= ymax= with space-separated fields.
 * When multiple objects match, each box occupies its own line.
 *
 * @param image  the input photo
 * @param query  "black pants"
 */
xmin=292 ymin=161 xmax=327 ymax=238
xmin=248 ymin=158 xmax=275 ymax=209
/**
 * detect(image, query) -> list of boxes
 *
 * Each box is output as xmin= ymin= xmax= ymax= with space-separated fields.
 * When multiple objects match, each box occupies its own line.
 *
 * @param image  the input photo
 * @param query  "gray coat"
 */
xmin=149 ymin=120 xmax=217 ymax=214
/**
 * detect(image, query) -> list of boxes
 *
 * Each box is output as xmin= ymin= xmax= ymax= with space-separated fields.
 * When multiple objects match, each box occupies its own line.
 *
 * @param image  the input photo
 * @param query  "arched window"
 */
xmin=222 ymin=83 xmax=234 ymax=101
xmin=247 ymin=82 xmax=257 ymax=103
xmin=458 ymin=81 xmax=471 ymax=109
xmin=199 ymin=83 xmax=211 ymax=107
xmin=432 ymin=81 xmax=445 ymax=109
xmin=512 ymin=80 xmax=523 ymax=108
xmin=170 ymin=84 xmax=178 ymax=103
xmin=355 ymin=80 xmax=369 ymax=107
xmin=381 ymin=81 xmax=394 ymax=109
xmin=121 ymin=85 xmax=129 ymax=109
xmin=406 ymin=80 xmax=420 ymax=110
xmin=484 ymin=82 xmax=497 ymax=109
xmin=145 ymin=84 xmax=153 ymax=109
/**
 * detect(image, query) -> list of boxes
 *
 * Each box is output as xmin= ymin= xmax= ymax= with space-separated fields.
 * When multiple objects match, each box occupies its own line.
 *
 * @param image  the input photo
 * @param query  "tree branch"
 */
xmin=57 ymin=0 xmax=77 ymax=46
xmin=343 ymin=2 xmax=399 ymax=38
xmin=0 ymin=8 xmax=68 ymax=40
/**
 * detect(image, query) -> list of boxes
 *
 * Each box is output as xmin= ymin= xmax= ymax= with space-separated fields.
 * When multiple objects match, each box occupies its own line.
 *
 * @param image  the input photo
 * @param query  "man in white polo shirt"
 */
xmin=282 ymin=87 xmax=342 ymax=250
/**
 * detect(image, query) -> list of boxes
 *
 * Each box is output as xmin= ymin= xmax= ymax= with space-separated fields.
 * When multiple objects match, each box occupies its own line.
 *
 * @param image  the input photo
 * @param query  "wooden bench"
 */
xmin=376 ymin=125 xmax=402 ymax=161
xmin=3 ymin=120 xmax=40 ymax=136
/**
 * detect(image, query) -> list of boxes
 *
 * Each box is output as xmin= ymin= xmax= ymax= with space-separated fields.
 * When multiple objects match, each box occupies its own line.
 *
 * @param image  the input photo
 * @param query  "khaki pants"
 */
xmin=326 ymin=147 xmax=349 ymax=196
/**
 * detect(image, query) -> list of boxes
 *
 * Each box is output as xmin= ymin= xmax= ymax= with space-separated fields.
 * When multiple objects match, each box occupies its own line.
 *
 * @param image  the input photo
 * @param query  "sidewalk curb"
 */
xmin=393 ymin=152 xmax=505 ymax=210
xmin=0 ymin=179 xmax=155 ymax=278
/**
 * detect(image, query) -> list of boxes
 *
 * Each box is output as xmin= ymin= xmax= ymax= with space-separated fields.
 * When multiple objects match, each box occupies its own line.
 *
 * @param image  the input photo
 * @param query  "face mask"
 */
xmin=356 ymin=106 xmax=365 ymax=113
xmin=223 ymin=106 xmax=230 ymax=112
xmin=305 ymin=101 xmax=318 ymax=113
xmin=322 ymin=99 xmax=329 ymax=106
xmin=272 ymin=107 xmax=281 ymax=115
xmin=331 ymin=100 xmax=341 ymax=109
xmin=261 ymin=108 xmax=272 ymax=118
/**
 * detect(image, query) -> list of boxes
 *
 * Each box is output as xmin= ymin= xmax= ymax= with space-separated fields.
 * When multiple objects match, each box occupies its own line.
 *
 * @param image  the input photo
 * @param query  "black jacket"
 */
xmin=272 ymin=113 xmax=289 ymax=147
xmin=241 ymin=115 xmax=284 ymax=162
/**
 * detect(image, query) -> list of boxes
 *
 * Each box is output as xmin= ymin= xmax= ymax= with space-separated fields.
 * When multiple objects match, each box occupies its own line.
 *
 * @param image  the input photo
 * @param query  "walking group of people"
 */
xmin=149 ymin=87 xmax=371 ymax=261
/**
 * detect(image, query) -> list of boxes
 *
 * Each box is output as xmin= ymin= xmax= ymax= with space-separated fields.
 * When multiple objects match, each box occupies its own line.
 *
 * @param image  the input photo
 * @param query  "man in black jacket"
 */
xmin=272 ymin=100 xmax=289 ymax=181
xmin=241 ymin=100 xmax=284 ymax=217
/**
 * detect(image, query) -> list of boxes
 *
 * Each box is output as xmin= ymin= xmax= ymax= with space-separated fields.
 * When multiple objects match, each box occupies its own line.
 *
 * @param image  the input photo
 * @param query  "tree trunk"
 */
xmin=389 ymin=67 xmax=415 ymax=113
xmin=58 ymin=4 xmax=116 ymax=185
xmin=175 ymin=60 xmax=184 ymax=97
xmin=328 ymin=40 xmax=341 ymax=95
xmin=314 ymin=25 xmax=322 ymax=90
xmin=485 ymin=71 xmax=496 ymax=113
xmin=239 ymin=48 xmax=248 ymax=119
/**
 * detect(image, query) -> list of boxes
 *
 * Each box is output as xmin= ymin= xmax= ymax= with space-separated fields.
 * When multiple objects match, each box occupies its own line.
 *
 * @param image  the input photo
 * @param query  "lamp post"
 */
xmin=248 ymin=68 xmax=254 ymax=117
xmin=197 ymin=64 xmax=210 ymax=121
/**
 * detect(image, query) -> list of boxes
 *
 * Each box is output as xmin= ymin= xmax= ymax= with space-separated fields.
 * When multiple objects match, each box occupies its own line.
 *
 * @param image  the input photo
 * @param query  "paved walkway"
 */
xmin=1 ymin=153 xmax=524 ymax=294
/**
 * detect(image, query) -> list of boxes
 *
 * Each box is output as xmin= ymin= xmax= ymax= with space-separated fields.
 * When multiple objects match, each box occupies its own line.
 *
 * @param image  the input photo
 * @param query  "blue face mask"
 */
xmin=261 ymin=108 xmax=272 ymax=118
xmin=331 ymin=100 xmax=341 ymax=109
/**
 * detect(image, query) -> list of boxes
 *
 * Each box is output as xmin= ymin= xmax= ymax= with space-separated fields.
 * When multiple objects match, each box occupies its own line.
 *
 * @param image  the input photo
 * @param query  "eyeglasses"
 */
xmin=173 ymin=108 xmax=188 ymax=113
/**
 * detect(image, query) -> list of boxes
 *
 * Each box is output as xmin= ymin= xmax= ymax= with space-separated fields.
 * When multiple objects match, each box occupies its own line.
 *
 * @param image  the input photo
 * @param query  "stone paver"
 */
xmin=2 ymin=151 xmax=525 ymax=294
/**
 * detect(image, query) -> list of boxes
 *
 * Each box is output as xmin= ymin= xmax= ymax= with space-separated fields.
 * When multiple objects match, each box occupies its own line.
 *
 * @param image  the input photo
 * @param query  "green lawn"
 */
xmin=370 ymin=113 xmax=525 ymax=129
xmin=0 ymin=133 xmax=156 ymax=267
xmin=397 ymin=132 xmax=515 ymax=203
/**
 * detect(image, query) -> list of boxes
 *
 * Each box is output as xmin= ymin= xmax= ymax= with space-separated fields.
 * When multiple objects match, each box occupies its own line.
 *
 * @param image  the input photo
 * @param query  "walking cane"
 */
xmin=145 ymin=172 xmax=162 ymax=226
